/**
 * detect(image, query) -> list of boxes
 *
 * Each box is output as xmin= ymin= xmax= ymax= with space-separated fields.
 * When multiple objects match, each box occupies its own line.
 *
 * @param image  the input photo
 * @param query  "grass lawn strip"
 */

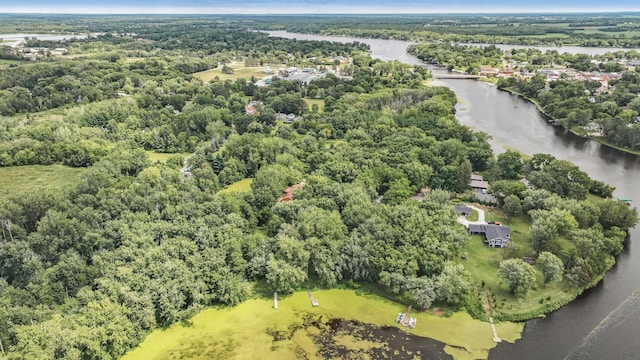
xmin=217 ymin=178 xmax=253 ymax=195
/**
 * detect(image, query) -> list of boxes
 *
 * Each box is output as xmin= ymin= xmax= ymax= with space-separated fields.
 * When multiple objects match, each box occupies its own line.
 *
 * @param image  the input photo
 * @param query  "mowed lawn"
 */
xmin=456 ymin=206 xmax=575 ymax=318
xmin=0 ymin=59 xmax=19 ymax=68
xmin=303 ymin=98 xmax=325 ymax=112
xmin=217 ymin=178 xmax=253 ymax=195
xmin=0 ymin=165 xmax=84 ymax=196
xmin=193 ymin=62 xmax=281 ymax=82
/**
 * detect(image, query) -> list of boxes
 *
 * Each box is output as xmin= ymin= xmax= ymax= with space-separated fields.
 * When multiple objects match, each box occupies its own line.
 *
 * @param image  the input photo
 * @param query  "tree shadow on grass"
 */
xmin=251 ymin=279 xmax=277 ymax=300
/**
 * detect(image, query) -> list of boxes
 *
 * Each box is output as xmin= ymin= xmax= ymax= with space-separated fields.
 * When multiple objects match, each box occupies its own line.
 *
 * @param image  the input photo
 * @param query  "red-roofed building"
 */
xmin=278 ymin=182 xmax=305 ymax=202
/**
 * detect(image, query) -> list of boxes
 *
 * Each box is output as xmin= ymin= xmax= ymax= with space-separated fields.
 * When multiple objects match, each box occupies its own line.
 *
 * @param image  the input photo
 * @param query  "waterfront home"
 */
xmin=468 ymin=224 xmax=511 ymax=248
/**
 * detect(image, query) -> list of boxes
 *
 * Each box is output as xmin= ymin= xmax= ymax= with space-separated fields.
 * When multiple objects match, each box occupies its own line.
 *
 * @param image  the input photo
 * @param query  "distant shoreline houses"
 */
xmin=19 ymin=47 xmax=67 ymax=61
xmin=480 ymin=61 xmax=638 ymax=95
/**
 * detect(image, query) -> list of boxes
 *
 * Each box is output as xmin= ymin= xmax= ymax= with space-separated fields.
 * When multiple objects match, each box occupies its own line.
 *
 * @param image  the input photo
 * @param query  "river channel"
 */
xmin=266 ymin=30 xmax=640 ymax=360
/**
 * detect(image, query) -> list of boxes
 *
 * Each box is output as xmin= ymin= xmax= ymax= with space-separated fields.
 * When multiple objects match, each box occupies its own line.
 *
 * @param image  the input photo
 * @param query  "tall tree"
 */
xmin=498 ymin=259 xmax=537 ymax=296
xmin=497 ymin=150 xmax=523 ymax=180
xmin=503 ymin=194 xmax=522 ymax=223
xmin=265 ymin=259 xmax=307 ymax=294
xmin=537 ymin=252 xmax=564 ymax=284
xmin=455 ymin=159 xmax=472 ymax=193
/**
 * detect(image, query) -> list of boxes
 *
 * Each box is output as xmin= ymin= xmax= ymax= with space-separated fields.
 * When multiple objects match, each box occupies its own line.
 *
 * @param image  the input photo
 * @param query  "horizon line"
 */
xmin=3 ymin=10 xmax=640 ymax=15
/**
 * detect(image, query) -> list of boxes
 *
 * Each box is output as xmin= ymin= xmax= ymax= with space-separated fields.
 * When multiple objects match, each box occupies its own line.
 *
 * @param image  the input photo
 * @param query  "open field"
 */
xmin=122 ymin=289 xmax=523 ymax=360
xmin=455 ymin=205 xmax=598 ymax=320
xmin=193 ymin=62 xmax=282 ymax=82
xmin=573 ymin=28 xmax=640 ymax=37
xmin=303 ymin=98 xmax=325 ymax=112
xmin=217 ymin=178 xmax=253 ymax=195
xmin=0 ymin=59 xmax=20 ymax=68
xmin=467 ymin=209 xmax=479 ymax=222
xmin=0 ymin=164 xmax=84 ymax=196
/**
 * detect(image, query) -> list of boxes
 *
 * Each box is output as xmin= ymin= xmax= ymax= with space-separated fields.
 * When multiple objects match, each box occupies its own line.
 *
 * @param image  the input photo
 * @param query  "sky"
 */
xmin=1 ymin=0 xmax=640 ymax=14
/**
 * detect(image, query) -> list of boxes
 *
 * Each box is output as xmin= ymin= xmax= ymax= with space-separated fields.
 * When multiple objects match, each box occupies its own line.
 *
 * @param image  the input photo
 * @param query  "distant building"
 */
xmin=245 ymin=101 xmax=261 ymax=115
xmin=479 ymin=65 xmax=498 ymax=77
xmin=470 ymin=173 xmax=489 ymax=192
xmin=50 ymin=48 xmax=68 ymax=56
xmin=627 ymin=60 xmax=640 ymax=67
xmin=470 ymin=179 xmax=489 ymax=191
xmin=278 ymin=182 xmax=305 ymax=202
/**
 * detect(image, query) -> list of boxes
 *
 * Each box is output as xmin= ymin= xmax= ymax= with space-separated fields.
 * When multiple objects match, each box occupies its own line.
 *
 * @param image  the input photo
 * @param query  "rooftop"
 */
xmin=455 ymin=205 xmax=472 ymax=214
xmin=470 ymin=179 xmax=489 ymax=189
xmin=469 ymin=224 xmax=510 ymax=241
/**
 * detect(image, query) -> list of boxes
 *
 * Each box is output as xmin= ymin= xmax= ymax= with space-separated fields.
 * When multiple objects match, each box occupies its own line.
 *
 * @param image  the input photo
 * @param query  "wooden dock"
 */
xmin=402 ymin=305 xmax=412 ymax=326
xmin=482 ymin=292 xmax=501 ymax=343
xmin=308 ymin=292 xmax=319 ymax=307
xmin=395 ymin=305 xmax=417 ymax=328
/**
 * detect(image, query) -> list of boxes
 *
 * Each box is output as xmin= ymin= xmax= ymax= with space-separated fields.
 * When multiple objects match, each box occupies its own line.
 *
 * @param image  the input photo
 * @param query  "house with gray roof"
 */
xmin=470 ymin=179 xmax=489 ymax=190
xmin=455 ymin=205 xmax=472 ymax=217
xmin=468 ymin=224 xmax=511 ymax=248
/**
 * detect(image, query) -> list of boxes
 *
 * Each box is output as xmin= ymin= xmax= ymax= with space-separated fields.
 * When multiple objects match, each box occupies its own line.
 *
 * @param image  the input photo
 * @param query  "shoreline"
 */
xmin=122 ymin=288 xmax=524 ymax=360
xmin=494 ymin=85 xmax=640 ymax=157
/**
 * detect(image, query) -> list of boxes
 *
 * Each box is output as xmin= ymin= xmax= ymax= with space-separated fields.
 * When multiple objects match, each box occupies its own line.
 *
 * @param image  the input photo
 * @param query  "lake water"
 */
xmin=0 ymin=33 xmax=89 ymax=47
xmin=266 ymin=30 xmax=640 ymax=56
xmin=267 ymin=30 xmax=640 ymax=360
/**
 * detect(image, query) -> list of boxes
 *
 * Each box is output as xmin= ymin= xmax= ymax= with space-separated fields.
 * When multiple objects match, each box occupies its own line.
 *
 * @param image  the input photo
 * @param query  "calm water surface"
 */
xmin=0 ymin=33 xmax=89 ymax=47
xmin=267 ymin=30 xmax=640 ymax=360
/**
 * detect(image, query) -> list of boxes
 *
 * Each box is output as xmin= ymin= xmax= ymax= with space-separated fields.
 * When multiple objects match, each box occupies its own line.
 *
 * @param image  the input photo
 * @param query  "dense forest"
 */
xmin=0 ymin=17 xmax=637 ymax=359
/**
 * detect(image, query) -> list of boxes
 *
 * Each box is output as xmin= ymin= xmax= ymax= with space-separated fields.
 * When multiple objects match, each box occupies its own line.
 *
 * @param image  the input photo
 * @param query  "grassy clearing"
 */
xmin=467 ymin=209 xmax=479 ymax=222
xmin=0 ymin=59 xmax=19 ymax=68
xmin=145 ymin=151 xmax=192 ymax=164
xmin=122 ymin=289 xmax=523 ymax=360
xmin=193 ymin=62 xmax=282 ymax=83
xmin=7 ymin=107 xmax=67 ymax=122
xmin=458 ymin=235 xmax=504 ymax=290
xmin=0 ymin=165 xmax=84 ymax=196
xmin=303 ymin=98 xmax=325 ymax=112
xmin=457 ymin=206 xmax=581 ymax=319
xmin=573 ymin=28 xmax=640 ymax=36
xmin=458 ymin=229 xmax=567 ymax=315
xmin=217 ymin=178 xmax=253 ymax=195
